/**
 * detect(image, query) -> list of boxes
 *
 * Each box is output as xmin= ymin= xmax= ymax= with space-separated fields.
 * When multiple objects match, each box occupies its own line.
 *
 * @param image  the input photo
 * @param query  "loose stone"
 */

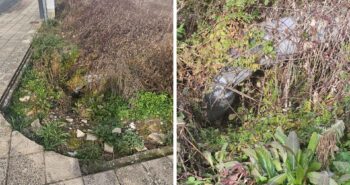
xmin=19 ymin=95 xmax=30 ymax=102
xmin=30 ymin=119 xmax=42 ymax=132
xmin=86 ymin=133 xmax=97 ymax=141
xmin=129 ymin=122 xmax=136 ymax=130
xmin=104 ymin=143 xmax=114 ymax=153
xmin=66 ymin=117 xmax=74 ymax=123
xmin=112 ymin=127 xmax=122 ymax=134
xmin=148 ymin=133 xmax=166 ymax=145
xmin=76 ymin=129 xmax=85 ymax=138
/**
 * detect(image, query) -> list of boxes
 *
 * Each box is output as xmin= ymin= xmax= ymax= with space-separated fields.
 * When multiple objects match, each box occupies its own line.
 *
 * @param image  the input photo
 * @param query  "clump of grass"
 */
xmin=5 ymin=67 xmax=62 ymax=130
xmin=94 ymin=122 xmax=144 ymax=155
xmin=37 ymin=121 xmax=69 ymax=150
xmin=114 ymin=130 xmax=144 ymax=155
xmin=76 ymin=142 xmax=102 ymax=160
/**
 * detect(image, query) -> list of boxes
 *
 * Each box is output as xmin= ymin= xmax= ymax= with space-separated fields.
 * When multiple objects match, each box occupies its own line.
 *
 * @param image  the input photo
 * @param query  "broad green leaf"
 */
xmin=243 ymin=148 xmax=258 ymax=163
xmin=309 ymin=161 xmax=322 ymax=171
xmin=333 ymin=161 xmax=350 ymax=174
xmin=336 ymin=152 xmax=350 ymax=162
xmin=215 ymin=161 xmax=239 ymax=171
xmin=295 ymin=165 xmax=307 ymax=184
xmin=274 ymin=127 xmax=287 ymax=145
xmin=270 ymin=147 xmax=280 ymax=160
xmin=256 ymin=147 xmax=276 ymax=178
xmin=270 ymin=141 xmax=287 ymax=162
xmin=203 ymin=151 xmax=214 ymax=168
xmin=308 ymin=171 xmax=337 ymax=185
xmin=339 ymin=174 xmax=350 ymax=184
xmin=286 ymin=131 xmax=300 ymax=155
xmin=251 ymin=167 xmax=267 ymax=182
xmin=307 ymin=132 xmax=320 ymax=153
xmin=273 ymin=159 xmax=283 ymax=172
xmin=267 ymin=173 xmax=287 ymax=185
xmin=285 ymin=149 xmax=297 ymax=171
xmin=330 ymin=178 xmax=338 ymax=185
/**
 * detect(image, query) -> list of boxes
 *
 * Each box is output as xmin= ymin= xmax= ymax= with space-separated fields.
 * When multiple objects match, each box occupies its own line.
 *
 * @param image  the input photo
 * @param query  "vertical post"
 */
xmin=42 ymin=0 xmax=48 ymax=20
xmin=37 ymin=0 xmax=46 ymax=19
xmin=45 ymin=0 xmax=55 ymax=19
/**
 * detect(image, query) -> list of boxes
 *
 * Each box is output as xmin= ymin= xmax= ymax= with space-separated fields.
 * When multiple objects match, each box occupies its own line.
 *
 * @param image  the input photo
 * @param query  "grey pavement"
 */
xmin=0 ymin=0 xmax=40 ymax=99
xmin=0 ymin=0 xmax=173 ymax=184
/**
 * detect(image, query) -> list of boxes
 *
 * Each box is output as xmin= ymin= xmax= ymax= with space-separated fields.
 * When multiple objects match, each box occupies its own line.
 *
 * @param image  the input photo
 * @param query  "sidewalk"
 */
xmin=1 ymin=113 xmax=172 ymax=184
xmin=0 ymin=0 xmax=173 ymax=184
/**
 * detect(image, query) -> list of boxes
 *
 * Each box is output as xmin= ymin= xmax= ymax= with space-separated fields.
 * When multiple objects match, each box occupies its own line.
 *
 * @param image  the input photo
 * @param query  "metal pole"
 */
xmin=37 ymin=0 xmax=45 ymax=19
xmin=42 ymin=0 xmax=48 ymax=21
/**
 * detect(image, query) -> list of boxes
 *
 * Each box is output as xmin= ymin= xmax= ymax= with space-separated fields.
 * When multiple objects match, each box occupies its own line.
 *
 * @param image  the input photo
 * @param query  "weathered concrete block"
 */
xmin=83 ymin=170 xmax=120 ymax=185
xmin=44 ymin=151 xmax=81 ymax=183
xmin=7 ymin=152 xmax=46 ymax=185
xmin=49 ymin=177 xmax=84 ymax=185
xmin=142 ymin=157 xmax=173 ymax=185
xmin=10 ymin=131 xmax=43 ymax=156
xmin=115 ymin=163 xmax=154 ymax=185
xmin=0 ymin=158 xmax=8 ymax=185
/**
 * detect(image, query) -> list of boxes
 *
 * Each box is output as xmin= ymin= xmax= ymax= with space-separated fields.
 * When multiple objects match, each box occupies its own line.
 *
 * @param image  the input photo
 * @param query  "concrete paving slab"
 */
xmin=142 ymin=157 xmax=173 ymax=185
xmin=115 ymin=163 xmax=154 ymax=185
xmin=7 ymin=152 xmax=45 ymax=185
xmin=0 ymin=158 xmax=7 ymax=185
xmin=49 ymin=177 xmax=84 ymax=185
xmin=10 ymin=131 xmax=43 ymax=156
xmin=45 ymin=151 xmax=81 ymax=184
xmin=83 ymin=170 xmax=120 ymax=185
xmin=0 ymin=141 xmax=9 ymax=158
xmin=0 ymin=115 xmax=11 ymax=159
xmin=0 ymin=118 xmax=11 ymax=142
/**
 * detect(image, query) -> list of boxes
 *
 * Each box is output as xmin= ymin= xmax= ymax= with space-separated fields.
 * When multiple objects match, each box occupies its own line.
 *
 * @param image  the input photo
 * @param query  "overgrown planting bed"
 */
xmin=3 ymin=0 xmax=173 ymax=163
xmin=178 ymin=0 xmax=350 ymax=184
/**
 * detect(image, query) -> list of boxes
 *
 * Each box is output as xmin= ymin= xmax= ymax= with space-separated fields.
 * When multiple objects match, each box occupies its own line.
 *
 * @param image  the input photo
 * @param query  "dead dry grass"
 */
xmin=59 ymin=0 xmax=173 ymax=98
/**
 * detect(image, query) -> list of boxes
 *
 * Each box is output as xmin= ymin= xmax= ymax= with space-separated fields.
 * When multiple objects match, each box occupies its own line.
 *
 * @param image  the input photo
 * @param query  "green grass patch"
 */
xmin=37 ymin=121 xmax=69 ymax=150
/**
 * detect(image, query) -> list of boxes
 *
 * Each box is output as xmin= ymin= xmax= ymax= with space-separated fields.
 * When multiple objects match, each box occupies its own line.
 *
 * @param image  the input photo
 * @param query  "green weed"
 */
xmin=76 ymin=142 xmax=102 ymax=160
xmin=37 ymin=121 xmax=69 ymax=150
xmin=129 ymin=92 xmax=173 ymax=122
xmin=94 ymin=122 xmax=144 ymax=155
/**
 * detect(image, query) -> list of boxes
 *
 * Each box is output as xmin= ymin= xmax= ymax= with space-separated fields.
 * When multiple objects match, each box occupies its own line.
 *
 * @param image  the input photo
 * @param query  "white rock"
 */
xmin=148 ymin=133 xmax=166 ymax=145
xmin=86 ymin=133 xmax=97 ymax=141
xmin=67 ymin=151 xmax=77 ymax=157
xmin=19 ymin=96 xmax=30 ymax=102
xmin=76 ymin=129 xmax=85 ymax=138
xmin=129 ymin=122 xmax=136 ymax=130
xmin=81 ymin=119 xmax=88 ymax=124
xmin=135 ymin=146 xmax=148 ymax=152
xmin=30 ymin=119 xmax=42 ymax=132
xmin=104 ymin=143 xmax=114 ymax=153
xmin=112 ymin=127 xmax=122 ymax=134
xmin=66 ymin=118 xmax=74 ymax=123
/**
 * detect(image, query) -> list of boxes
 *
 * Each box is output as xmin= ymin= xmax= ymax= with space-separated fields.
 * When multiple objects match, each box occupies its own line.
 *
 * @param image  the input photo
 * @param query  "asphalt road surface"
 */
xmin=0 ymin=0 xmax=20 ymax=14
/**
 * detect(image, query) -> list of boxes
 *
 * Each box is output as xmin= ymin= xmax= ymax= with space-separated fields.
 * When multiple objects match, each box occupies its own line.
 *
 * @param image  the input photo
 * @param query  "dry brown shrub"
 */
xmin=316 ymin=132 xmax=338 ymax=167
xmin=59 ymin=0 xmax=173 ymax=98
